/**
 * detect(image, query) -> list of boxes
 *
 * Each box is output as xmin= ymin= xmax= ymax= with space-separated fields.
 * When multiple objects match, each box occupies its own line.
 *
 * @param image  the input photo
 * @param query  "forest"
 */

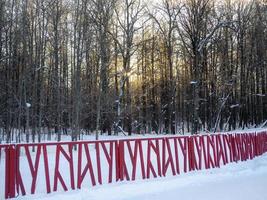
xmin=0 ymin=0 xmax=266 ymax=143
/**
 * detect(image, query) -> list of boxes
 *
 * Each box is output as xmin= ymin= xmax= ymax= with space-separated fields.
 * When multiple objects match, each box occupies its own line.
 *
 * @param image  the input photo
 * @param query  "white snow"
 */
xmin=230 ymin=104 xmax=240 ymax=108
xmin=190 ymin=81 xmax=197 ymax=84
xmin=255 ymin=94 xmax=265 ymax=97
xmin=26 ymin=103 xmax=31 ymax=108
xmin=13 ymin=153 xmax=267 ymax=200
xmin=1 ymin=127 xmax=266 ymax=144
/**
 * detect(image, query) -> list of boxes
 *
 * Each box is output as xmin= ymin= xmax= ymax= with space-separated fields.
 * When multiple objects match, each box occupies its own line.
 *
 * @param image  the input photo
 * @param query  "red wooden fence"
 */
xmin=1 ymin=131 xmax=267 ymax=199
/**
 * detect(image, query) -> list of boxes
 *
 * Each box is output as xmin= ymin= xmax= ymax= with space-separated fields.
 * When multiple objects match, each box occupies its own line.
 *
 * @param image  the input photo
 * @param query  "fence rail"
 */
xmin=1 ymin=131 xmax=267 ymax=199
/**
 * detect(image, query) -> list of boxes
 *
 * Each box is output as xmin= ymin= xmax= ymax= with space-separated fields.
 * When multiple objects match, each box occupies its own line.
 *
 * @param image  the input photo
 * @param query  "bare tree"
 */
xmin=112 ymin=0 xmax=145 ymax=135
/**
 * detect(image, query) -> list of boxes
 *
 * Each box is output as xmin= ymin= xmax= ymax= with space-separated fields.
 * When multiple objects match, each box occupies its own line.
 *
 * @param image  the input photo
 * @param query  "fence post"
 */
xmin=4 ymin=146 xmax=9 ymax=199
xmin=5 ymin=145 xmax=16 ymax=199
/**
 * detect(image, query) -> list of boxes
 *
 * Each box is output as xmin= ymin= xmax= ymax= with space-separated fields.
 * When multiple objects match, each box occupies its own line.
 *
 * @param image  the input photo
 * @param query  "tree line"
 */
xmin=0 ymin=0 xmax=266 ymax=143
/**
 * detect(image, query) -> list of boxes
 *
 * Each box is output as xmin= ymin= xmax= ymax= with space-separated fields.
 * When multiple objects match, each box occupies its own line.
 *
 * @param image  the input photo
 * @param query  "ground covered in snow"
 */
xmin=3 ymin=127 xmax=267 ymax=144
xmin=14 ymin=153 xmax=267 ymax=200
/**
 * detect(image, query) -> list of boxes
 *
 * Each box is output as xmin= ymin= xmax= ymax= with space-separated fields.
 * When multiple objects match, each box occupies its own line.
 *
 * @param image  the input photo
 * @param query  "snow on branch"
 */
xmin=230 ymin=104 xmax=240 ymax=109
xmin=190 ymin=80 xmax=197 ymax=84
xmin=26 ymin=103 xmax=31 ymax=108
xmin=198 ymin=21 xmax=236 ymax=53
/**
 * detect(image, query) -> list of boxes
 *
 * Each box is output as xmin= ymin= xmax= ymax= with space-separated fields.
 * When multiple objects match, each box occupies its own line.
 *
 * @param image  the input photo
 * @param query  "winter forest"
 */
xmin=0 ymin=0 xmax=266 ymax=143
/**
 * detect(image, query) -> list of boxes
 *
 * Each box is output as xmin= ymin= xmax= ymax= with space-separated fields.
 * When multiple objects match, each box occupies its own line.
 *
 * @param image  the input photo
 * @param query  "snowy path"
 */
xmin=14 ymin=153 xmax=267 ymax=200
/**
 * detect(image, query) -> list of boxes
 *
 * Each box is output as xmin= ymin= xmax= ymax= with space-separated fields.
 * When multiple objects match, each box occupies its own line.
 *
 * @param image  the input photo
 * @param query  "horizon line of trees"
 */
xmin=0 ymin=0 xmax=266 ymax=143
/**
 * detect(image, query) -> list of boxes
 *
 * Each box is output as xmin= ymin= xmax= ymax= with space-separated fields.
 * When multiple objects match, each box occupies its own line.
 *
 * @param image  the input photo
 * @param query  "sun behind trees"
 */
xmin=0 ymin=0 xmax=266 ymax=143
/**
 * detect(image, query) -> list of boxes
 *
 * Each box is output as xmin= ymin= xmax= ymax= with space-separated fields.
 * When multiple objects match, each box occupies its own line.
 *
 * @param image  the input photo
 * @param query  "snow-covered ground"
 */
xmin=2 ymin=127 xmax=267 ymax=144
xmin=14 ymin=153 xmax=267 ymax=200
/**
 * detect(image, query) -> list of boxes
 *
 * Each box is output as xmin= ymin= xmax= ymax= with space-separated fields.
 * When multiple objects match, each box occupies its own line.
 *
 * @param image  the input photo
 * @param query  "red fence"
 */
xmin=1 ymin=131 xmax=267 ymax=199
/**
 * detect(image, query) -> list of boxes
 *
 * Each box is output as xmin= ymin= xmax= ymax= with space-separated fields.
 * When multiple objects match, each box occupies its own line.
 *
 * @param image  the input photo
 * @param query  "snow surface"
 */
xmin=13 ymin=153 xmax=267 ymax=200
xmin=3 ymin=127 xmax=266 ymax=144
xmin=1 ymin=126 xmax=267 ymax=145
